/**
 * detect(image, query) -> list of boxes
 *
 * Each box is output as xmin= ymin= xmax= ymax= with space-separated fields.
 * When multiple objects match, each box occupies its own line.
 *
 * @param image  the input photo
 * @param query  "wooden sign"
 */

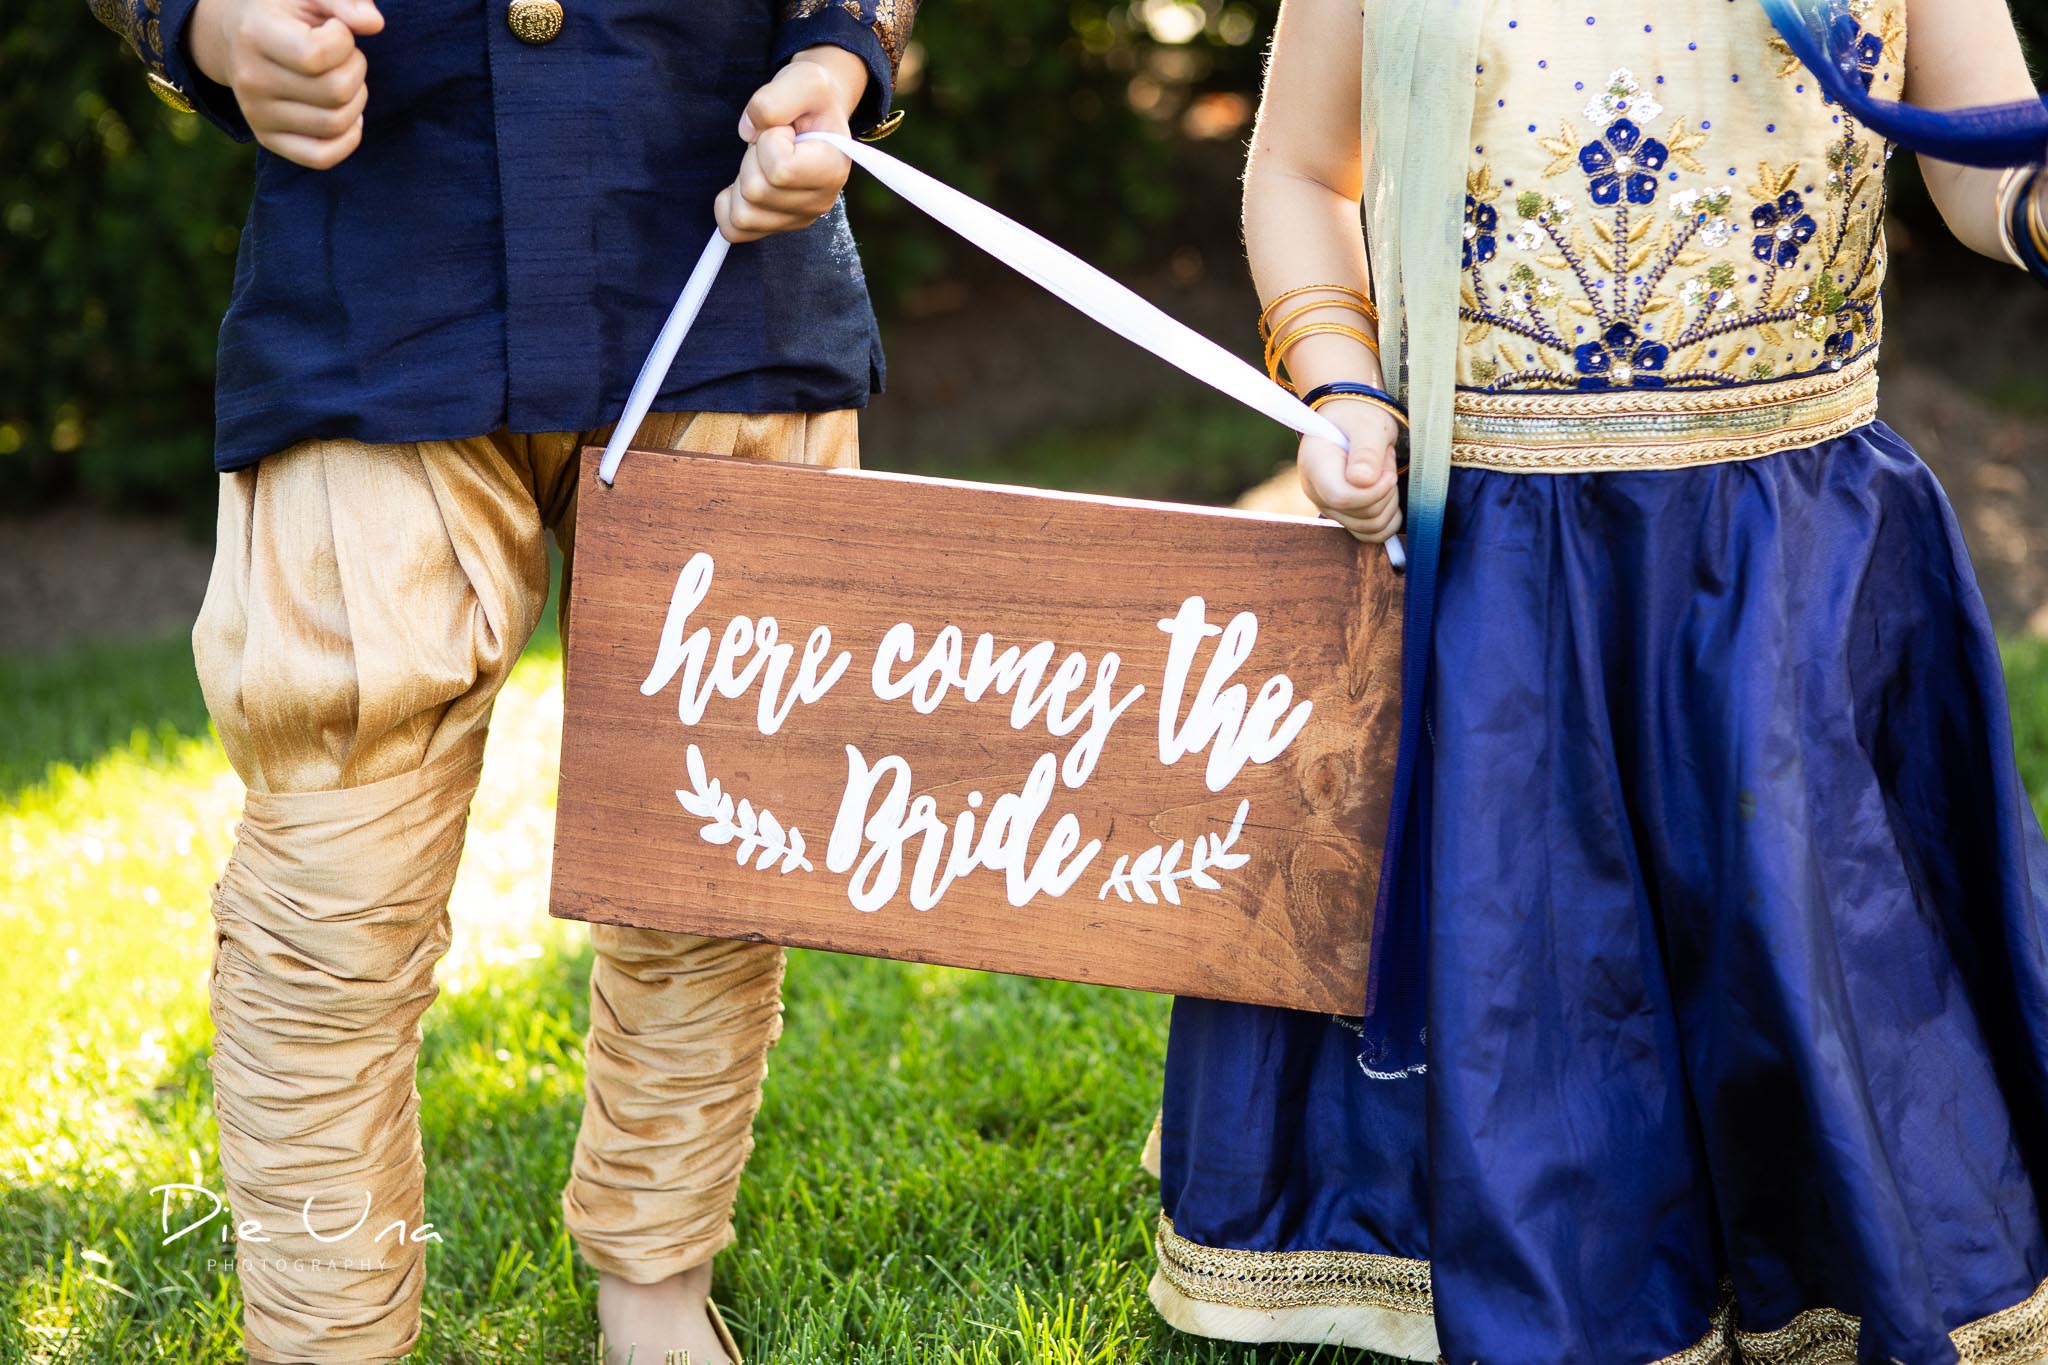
xmin=548 ymin=448 xmax=1403 ymax=1013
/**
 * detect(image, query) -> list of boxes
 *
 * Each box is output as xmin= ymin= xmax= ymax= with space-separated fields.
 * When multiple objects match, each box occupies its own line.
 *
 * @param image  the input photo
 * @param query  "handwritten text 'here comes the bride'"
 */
xmin=634 ymin=553 xmax=1312 ymax=913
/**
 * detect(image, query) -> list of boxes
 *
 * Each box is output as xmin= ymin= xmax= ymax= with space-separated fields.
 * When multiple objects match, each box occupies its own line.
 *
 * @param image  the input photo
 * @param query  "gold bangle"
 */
xmin=2028 ymin=171 xmax=2048 ymax=260
xmin=1261 ymin=284 xmax=1364 ymax=322
xmin=1253 ymin=286 xmax=1384 ymax=337
xmin=1270 ymin=321 xmax=1383 ymax=359
xmin=1264 ymin=304 xmax=1377 ymax=374
xmin=1267 ymin=322 xmax=1383 ymax=385
xmin=1259 ymin=284 xmax=1378 ymax=338
xmin=1270 ymin=323 xmax=1384 ymax=385
xmin=1310 ymin=391 xmax=1410 ymax=429
xmin=1265 ymin=299 xmax=1372 ymax=346
xmin=1996 ymin=164 xmax=2030 ymax=271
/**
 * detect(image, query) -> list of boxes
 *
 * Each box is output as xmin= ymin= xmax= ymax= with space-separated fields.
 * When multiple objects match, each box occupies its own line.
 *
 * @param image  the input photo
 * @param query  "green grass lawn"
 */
xmin=12 ymin=603 xmax=2048 ymax=1363
xmin=0 ymin=606 xmax=1381 ymax=1364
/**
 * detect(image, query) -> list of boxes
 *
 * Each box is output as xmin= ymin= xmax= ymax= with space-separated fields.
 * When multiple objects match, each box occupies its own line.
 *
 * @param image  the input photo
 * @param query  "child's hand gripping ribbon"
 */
xmin=599 ymin=131 xmax=1407 ymax=571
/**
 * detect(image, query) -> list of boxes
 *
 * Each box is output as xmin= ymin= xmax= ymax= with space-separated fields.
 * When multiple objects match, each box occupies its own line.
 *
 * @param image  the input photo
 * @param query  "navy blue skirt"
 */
xmin=1157 ymin=422 xmax=2048 ymax=1363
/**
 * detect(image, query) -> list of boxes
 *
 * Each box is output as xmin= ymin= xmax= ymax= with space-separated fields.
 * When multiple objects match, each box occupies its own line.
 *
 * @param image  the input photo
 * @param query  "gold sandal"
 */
xmin=706 ymin=1300 xmax=742 ymax=1363
xmin=595 ymin=1301 xmax=743 ymax=1365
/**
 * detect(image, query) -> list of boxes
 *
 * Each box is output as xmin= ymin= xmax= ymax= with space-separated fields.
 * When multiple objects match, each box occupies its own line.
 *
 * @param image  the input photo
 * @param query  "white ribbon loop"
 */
xmin=598 ymin=132 xmax=1404 ymax=570
xmin=601 ymin=231 xmax=731 ymax=486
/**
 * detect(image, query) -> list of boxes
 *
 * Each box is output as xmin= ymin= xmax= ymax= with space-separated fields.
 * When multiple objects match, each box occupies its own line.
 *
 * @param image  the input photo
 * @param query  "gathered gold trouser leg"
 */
xmin=194 ymin=411 xmax=858 ymax=1363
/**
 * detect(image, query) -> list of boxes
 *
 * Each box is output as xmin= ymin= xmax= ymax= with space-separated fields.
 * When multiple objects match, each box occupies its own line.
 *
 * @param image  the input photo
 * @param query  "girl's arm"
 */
xmin=1905 ymin=0 xmax=2039 ymax=263
xmin=1245 ymin=0 xmax=1403 ymax=544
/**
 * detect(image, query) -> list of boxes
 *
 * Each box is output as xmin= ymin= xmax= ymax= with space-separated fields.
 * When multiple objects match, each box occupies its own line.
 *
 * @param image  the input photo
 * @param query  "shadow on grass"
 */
xmin=0 ymin=633 xmax=214 ymax=801
xmin=725 ymin=950 xmax=1395 ymax=1364
xmin=1 ymin=526 xmax=1393 ymax=1361
xmin=0 ymin=551 xmax=564 ymax=805
xmin=3 ymin=923 xmax=1390 ymax=1364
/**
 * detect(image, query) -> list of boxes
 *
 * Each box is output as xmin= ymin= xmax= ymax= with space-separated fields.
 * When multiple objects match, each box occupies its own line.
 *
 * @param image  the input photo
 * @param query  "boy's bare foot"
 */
xmin=597 ymin=1263 xmax=733 ymax=1365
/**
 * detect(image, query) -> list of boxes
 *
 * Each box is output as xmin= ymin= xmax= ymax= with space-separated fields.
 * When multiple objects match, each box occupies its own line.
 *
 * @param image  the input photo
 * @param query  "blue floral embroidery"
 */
xmin=1459 ymin=46 xmax=1896 ymax=393
xmin=1751 ymin=190 xmax=1819 ymax=266
xmin=1464 ymin=195 xmax=1499 ymax=269
xmin=1574 ymin=322 xmax=1670 ymax=391
xmin=1827 ymin=13 xmax=1886 ymax=92
xmin=1579 ymin=118 xmax=1669 ymax=206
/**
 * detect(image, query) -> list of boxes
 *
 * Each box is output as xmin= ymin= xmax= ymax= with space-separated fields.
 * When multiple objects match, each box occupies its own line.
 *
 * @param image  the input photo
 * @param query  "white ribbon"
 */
xmin=599 ymin=131 xmax=1403 ymax=569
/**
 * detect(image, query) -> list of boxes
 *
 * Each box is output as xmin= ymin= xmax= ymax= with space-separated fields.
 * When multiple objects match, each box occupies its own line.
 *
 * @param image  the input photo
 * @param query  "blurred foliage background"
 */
xmin=1 ymin=0 xmax=1273 ymax=526
xmin=4 ymin=0 xmax=2044 ymax=526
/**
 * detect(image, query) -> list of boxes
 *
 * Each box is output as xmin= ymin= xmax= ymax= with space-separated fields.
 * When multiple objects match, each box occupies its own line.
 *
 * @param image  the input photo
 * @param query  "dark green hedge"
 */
xmin=3 ymin=0 xmax=2039 ymax=521
xmin=4 ymin=9 xmax=254 ymax=520
xmin=2 ymin=0 xmax=1268 ymax=521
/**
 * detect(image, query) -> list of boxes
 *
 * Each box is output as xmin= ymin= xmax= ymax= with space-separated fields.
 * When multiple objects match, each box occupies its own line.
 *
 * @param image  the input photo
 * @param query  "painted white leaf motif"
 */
xmin=673 ymin=743 xmax=814 ymax=874
xmin=756 ymin=810 xmax=786 ymax=871
xmin=1128 ymin=845 xmax=1163 ymax=905
xmin=1210 ymin=800 xmax=1251 ymax=872
xmin=733 ymin=800 xmax=757 ymax=867
xmin=1156 ymin=840 xmax=1187 ymax=906
xmin=778 ymin=827 xmax=808 ymax=875
xmin=1096 ymin=800 xmax=1252 ymax=903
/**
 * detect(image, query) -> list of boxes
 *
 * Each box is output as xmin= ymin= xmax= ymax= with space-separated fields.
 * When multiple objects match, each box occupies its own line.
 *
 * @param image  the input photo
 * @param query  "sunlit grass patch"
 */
xmin=2 ymin=624 xmax=1391 ymax=1361
xmin=25 ymin=606 xmax=2048 ymax=1360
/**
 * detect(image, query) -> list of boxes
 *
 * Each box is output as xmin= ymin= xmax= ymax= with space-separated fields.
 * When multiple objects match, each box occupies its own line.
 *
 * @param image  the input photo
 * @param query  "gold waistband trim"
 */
xmin=1154 ymin=1213 xmax=1433 ymax=1316
xmin=1450 ymin=352 xmax=1880 ymax=473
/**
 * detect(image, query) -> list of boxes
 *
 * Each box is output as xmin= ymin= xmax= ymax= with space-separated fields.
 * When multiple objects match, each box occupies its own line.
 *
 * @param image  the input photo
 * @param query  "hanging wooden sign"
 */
xmin=548 ymin=447 xmax=1403 ymax=1013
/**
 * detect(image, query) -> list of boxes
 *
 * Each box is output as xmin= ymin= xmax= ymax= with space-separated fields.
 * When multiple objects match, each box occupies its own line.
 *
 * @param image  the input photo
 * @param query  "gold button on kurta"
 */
xmin=507 ymin=0 xmax=563 ymax=44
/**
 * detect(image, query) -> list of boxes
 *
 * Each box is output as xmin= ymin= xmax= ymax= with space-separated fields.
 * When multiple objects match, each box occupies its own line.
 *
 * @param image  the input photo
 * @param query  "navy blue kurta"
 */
xmin=92 ymin=0 xmax=917 ymax=470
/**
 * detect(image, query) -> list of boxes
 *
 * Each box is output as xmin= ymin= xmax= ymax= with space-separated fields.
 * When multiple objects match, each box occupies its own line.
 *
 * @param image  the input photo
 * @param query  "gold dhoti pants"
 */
xmin=193 ymin=411 xmax=857 ymax=1364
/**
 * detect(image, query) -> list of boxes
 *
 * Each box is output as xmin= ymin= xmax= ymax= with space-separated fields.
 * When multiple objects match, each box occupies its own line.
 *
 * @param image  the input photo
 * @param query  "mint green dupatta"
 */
xmin=1354 ymin=0 xmax=1485 ymax=1064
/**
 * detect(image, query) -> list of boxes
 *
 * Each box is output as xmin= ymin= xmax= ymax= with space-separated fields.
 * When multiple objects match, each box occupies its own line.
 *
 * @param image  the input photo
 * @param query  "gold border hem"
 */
xmin=1150 ymin=1269 xmax=1441 ymax=1359
xmin=1450 ymin=354 xmax=1880 ymax=473
xmin=1944 ymin=1274 xmax=2048 ymax=1365
xmin=1155 ymin=1213 xmax=1433 ymax=1317
xmin=1720 ymin=1272 xmax=2048 ymax=1365
xmin=1156 ymin=1213 xmax=2048 ymax=1365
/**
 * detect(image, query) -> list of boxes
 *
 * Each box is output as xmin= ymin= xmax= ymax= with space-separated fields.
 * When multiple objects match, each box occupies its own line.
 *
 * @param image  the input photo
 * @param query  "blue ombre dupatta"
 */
xmin=1354 ymin=0 xmax=1487 ymax=1076
xmin=1760 ymin=0 xmax=2047 ymax=167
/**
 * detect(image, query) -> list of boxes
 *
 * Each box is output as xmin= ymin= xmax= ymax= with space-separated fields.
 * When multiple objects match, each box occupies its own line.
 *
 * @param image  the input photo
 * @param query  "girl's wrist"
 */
xmin=1302 ymin=383 xmax=1408 ymax=432
xmin=1275 ymin=334 xmax=1385 ymax=395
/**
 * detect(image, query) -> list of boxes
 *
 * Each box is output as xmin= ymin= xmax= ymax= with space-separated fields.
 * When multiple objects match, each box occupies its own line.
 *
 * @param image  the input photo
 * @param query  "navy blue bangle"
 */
xmin=1301 ymin=381 xmax=1409 ymax=426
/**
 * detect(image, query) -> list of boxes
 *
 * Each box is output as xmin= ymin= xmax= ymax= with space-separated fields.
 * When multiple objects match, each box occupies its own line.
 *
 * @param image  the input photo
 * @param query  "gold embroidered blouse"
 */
xmin=1449 ymin=0 xmax=1904 ymax=471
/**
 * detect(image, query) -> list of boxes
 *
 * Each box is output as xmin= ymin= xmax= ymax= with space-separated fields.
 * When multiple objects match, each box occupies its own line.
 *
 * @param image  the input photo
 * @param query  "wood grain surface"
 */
xmin=549 ymin=447 xmax=1403 ymax=1013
